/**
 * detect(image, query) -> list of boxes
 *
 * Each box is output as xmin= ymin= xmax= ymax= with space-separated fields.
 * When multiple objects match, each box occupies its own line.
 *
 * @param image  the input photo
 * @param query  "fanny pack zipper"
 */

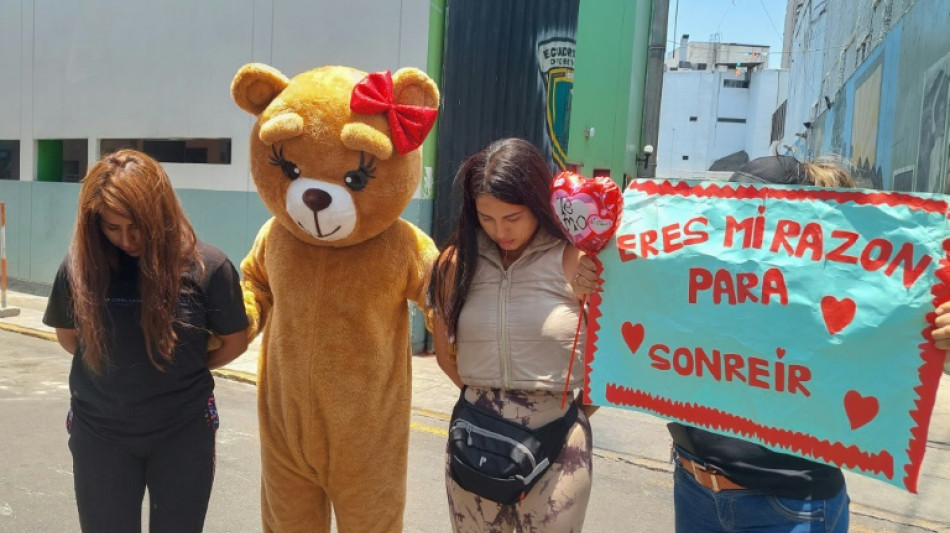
xmin=452 ymin=419 xmax=538 ymax=470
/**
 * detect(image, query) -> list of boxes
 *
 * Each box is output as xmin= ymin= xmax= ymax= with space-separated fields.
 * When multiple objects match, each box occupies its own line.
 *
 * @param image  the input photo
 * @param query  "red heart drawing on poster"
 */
xmin=621 ymin=322 xmax=644 ymax=354
xmin=550 ymin=171 xmax=623 ymax=256
xmin=820 ymin=296 xmax=856 ymax=335
xmin=844 ymin=390 xmax=879 ymax=430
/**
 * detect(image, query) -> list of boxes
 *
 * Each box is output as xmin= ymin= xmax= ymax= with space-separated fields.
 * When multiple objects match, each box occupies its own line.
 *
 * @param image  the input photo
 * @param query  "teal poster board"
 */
xmin=587 ymin=180 xmax=949 ymax=492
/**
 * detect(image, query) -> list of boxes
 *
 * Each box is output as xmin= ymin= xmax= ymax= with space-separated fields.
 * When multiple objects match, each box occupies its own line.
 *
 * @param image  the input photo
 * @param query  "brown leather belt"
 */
xmin=677 ymin=456 xmax=746 ymax=492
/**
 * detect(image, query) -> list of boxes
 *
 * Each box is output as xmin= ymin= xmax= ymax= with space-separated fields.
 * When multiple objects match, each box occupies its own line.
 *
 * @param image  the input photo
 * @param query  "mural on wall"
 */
xmin=852 ymin=60 xmax=884 ymax=189
xmin=915 ymin=50 xmax=950 ymax=194
xmin=788 ymin=0 xmax=950 ymax=194
xmin=829 ymin=91 xmax=848 ymax=163
xmin=537 ymin=37 xmax=575 ymax=169
xmin=893 ymin=165 xmax=915 ymax=192
xmin=810 ymin=113 xmax=824 ymax=162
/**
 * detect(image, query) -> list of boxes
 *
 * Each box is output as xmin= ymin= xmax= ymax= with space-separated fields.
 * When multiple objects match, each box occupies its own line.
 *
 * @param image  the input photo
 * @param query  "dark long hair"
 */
xmin=428 ymin=138 xmax=565 ymax=342
xmin=68 ymin=149 xmax=202 ymax=373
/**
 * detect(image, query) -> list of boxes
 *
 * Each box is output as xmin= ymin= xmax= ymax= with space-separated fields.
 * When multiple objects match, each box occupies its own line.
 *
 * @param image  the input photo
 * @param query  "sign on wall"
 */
xmin=537 ymin=37 xmax=575 ymax=169
xmin=586 ymin=179 xmax=949 ymax=492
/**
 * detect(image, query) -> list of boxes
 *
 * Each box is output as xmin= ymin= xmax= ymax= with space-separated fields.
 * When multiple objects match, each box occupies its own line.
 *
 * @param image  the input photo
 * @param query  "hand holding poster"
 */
xmin=586 ymin=179 xmax=949 ymax=491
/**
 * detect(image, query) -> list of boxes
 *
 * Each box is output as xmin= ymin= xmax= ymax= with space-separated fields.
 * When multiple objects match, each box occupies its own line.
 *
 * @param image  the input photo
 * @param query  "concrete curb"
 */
xmin=211 ymin=368 xmax=258 ymax=385
xmin=0 ymin=321 xmax=56 ymax=342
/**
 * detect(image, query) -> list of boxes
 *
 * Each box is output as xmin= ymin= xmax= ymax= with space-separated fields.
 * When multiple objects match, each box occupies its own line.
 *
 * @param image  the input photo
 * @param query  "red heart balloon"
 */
xmin=550 ymin=171 xmax=623 ymax=255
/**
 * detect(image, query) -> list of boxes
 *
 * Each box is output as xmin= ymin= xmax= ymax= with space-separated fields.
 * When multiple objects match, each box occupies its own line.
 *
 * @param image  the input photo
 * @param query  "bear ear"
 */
xmin=231 ymin=63 xmax=290 ymax=116
xmin=391 ymin=68 xmax=440 ymax=110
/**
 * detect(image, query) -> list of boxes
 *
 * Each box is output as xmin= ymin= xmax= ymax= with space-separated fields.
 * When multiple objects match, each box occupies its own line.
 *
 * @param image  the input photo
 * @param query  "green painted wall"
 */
xmin=567 ymin=0 xmax=652 ymax=182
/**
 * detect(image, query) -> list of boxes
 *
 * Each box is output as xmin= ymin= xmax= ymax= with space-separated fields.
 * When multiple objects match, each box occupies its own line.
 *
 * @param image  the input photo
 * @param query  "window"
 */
xmin=0 ymin=140 xmax=20 ymax=180
xmin=771 ymin=100 xmax=787 ymax=143
xmin=697 ymin=63 xmax=707 ymax=71
xmin=689 ymin=116 xmax=698 ymax=122
xmin=723 ymin=79 xmax=749 ymax=89
xmin=682 ymin=155 xmax=689 ymax=160
xmin=100 ymin=138 xmax=231 ymax=164
xmin=717 ymin=117 xmax=747 ymax=124
xmin=37 ymin=139 xmax=88 ymax=182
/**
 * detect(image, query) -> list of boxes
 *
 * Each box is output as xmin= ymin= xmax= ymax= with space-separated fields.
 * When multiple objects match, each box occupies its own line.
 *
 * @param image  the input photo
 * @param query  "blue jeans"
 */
xmin=673 ymin=460 xmax=849 ymax=532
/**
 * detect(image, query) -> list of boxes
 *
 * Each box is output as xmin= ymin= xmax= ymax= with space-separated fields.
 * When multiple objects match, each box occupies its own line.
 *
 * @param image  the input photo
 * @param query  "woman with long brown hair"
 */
xmin=43 ymin=149 xmax=249 ymax=532
xmin=428 ymin=138 xmax=595 ymax=531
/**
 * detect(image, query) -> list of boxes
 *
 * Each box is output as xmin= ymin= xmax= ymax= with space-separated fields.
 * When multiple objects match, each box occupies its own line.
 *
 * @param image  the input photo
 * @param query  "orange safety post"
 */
xmin=0 ymin=202 xmax=21 ymax=317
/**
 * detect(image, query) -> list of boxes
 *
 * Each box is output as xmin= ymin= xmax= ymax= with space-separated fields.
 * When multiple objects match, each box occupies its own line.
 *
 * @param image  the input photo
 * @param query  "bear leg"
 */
xmin=260 ymin=438 xmax=332 ymax=533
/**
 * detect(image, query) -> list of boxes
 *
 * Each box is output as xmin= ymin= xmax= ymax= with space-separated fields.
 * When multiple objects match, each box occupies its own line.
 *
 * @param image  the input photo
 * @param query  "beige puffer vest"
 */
xmin=456 ymin=229 xmax=585 ymax=391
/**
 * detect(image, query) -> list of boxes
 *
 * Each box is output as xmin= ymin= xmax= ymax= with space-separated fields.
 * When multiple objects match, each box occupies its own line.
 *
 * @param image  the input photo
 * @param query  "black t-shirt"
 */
xmin=43 ymin=240 xmax=248 ymax=441
xmin=670 ymin=422 xmax=845 ymax=499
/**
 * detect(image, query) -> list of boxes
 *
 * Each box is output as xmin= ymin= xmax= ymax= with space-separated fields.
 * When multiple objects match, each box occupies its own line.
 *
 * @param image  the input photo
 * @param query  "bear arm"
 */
xmin=241 ymin=219 xmax=275 ymax=342
xmin=405 ymin=224 xmax=438 ymax=309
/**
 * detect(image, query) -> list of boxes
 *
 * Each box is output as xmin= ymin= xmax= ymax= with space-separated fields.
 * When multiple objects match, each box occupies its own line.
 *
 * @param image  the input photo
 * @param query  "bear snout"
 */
xmin=303 ymin=188 xmax=333 ymax=213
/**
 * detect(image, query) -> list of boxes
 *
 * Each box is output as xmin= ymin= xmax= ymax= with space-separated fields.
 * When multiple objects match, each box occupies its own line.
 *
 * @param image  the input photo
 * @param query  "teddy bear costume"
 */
xmin=230 ymin=64 xmax=439 ymax=532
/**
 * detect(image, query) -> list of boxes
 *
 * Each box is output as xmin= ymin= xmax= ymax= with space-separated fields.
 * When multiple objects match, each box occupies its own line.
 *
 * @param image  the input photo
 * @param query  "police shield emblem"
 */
xmin=537 ymin=38 xmax=575 ymax=169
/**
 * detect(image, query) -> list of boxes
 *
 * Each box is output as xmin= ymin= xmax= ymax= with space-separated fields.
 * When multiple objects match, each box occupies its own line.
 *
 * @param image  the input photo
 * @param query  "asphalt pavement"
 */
xmin=1 ymin=288 xmax=949 ymax=531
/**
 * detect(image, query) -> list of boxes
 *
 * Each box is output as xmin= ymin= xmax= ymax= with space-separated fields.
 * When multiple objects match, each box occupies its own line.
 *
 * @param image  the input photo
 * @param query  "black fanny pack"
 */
xmin=447 ymin=388 xmax=579 ymax=504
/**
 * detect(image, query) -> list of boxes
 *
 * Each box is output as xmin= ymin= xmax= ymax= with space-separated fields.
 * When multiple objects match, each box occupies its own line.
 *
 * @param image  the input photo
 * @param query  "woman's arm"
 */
xmin=429 ymin=247 xmax=464 ymax=388
xmin=207 ymin=330 xmax=249 ymax=370
xmin=54 ymin=328 xmax=79 ymax=355
xmin=433 ymin=315 xmax=463 ymax=388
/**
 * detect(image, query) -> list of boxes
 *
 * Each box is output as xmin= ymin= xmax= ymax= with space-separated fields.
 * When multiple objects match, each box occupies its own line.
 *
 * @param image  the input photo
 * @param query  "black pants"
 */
xmin=67 ymin=405 xmax=217 ymax=533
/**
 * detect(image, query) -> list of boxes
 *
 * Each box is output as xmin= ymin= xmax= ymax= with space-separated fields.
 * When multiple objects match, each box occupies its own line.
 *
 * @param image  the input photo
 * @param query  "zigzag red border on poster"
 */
xmin=585 ymin=180 xmax=950 ymax=492
xmin=626 ymin=179 xmax=950 ymax=214
xmin=582 ymin=260 xmax=606 ymax=406
xmin=909 ymin=250 xmax=950 ymax=491
xmin=604 ymin=382 xmax=895 ymax=479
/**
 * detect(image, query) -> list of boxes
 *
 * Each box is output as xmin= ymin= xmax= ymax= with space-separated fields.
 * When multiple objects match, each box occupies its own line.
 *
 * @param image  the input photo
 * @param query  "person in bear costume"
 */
xmin=230 ymin=63 xmax=439 ymax=532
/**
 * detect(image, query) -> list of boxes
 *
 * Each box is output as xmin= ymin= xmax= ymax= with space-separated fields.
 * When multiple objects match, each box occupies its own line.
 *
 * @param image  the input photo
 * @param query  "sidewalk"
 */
xmin=2 ymin=289 xmax=949 ymax=529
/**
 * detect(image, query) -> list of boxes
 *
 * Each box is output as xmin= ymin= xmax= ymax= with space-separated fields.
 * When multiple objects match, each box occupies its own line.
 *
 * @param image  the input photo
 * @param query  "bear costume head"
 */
xmin=231 ymin=64 xmax=439 ymax=247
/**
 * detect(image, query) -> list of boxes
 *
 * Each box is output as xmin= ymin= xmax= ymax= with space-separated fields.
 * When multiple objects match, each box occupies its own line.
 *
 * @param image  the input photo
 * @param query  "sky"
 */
xmin=666 ymin=0 xmax=787 ymax=69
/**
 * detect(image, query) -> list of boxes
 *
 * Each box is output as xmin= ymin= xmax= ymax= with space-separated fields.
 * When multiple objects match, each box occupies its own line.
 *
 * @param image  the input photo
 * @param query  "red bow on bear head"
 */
xmin=350 ymin=71 xmax=438 ymax=155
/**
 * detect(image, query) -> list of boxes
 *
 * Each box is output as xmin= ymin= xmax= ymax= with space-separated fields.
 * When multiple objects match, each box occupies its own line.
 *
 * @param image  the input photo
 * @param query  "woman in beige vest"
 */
xmin=428 ymin=138 xmax=597 ymax=532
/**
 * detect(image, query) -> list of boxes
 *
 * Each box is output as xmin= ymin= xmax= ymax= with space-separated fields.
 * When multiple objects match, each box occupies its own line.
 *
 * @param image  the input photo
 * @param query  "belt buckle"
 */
xmin=686 ymin=458 xmax=724 ymax=493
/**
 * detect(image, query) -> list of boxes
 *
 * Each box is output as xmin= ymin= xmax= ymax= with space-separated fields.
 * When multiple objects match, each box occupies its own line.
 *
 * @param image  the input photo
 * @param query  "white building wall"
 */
xmin=713 ymin=75 xmax=748 ymax=157
xmin=2 ymin=0 xmax=431 ymax=191
xmin=745 ymin=69 xmax=786 ymax=156
xmin=657 ymin=71 xmax=712 ymax=177
xmin=716 ymin=79 xmax=749 ymax=117
xmin=658 ymin=69 xmax=783 ymax=180
xmin=0 ymin=3 xmax=21 ymax=140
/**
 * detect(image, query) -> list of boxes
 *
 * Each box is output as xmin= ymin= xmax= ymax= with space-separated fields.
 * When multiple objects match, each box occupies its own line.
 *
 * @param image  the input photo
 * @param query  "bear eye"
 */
xmin=268 ymin=145 xmax=301 ymax=181
xmin=342 ymin=152 xmax=377 ymax=191
xmin=343 ymin=169 xmax=370 ymax=191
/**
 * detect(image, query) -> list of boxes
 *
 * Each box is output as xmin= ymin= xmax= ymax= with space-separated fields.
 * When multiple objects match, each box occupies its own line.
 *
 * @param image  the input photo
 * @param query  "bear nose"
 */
xmin=303 ymin=188 xmax=332 ymax=213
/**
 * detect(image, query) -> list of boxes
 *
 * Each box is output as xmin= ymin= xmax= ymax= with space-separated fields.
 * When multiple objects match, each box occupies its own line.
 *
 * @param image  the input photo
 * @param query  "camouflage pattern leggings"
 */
xmin=445 ymin=387 xmax=593 ymax=533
